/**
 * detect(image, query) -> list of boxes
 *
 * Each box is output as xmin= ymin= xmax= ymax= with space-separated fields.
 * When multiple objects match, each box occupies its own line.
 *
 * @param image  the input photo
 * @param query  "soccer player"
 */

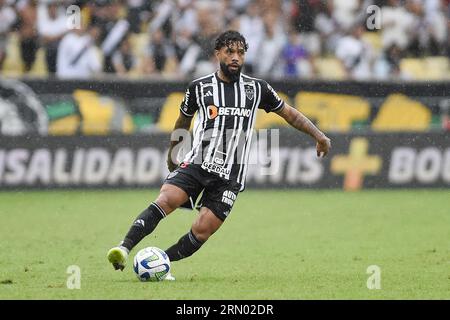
xmin=107 ymin=30 xmax=331 ymax=279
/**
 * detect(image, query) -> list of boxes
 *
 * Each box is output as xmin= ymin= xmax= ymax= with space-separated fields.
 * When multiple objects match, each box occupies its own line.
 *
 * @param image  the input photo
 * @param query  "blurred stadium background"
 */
xmin=1 ymin=0 xmax=450 ymax=81
xmin=0 ymin=0 xmax=449 ymax=299
xmin=0 ymin=0 xmax=449 ymax=188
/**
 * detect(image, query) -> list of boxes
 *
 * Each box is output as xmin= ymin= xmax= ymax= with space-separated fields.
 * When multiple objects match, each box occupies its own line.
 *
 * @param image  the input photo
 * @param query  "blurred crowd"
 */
xmin=0 ymin=0 xmax=449 ymax=80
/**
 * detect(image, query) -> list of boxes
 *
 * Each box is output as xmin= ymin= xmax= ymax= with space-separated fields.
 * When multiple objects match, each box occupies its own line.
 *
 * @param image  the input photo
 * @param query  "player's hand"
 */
xmin=316 ymin=135 xmax=331 ymax=158
xmin=167 ymin=147 xmax=179 ymax=172
xmin=167 ymin=157 xmax=178 ymax=172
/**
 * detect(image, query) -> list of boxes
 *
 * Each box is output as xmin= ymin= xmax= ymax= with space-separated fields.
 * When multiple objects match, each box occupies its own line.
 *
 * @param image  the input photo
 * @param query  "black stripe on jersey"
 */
xmin=199 ymin=80 xmax=212 ymax=163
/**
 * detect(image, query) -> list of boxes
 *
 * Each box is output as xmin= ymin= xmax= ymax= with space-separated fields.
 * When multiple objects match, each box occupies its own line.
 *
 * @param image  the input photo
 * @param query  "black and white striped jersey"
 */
xmin=179 ymin=71 xmax=285 ymax=191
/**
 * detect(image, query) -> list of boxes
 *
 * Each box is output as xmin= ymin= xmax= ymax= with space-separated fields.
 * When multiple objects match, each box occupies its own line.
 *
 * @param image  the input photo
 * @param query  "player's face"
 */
xmin=216 ymin=42 xmax=245 ymax=81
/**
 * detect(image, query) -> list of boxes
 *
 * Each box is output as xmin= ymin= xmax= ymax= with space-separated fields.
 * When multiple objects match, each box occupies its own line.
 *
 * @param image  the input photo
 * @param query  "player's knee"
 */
xmin=191 ymin=218 xmax=219 ymax=242
xmin=156 ymin=184 xmax=189 ymax=214
xmin=191 ymin=221 xmax=213 ymax=242
xmin=154 ymin=193 xmax=176 ymax=215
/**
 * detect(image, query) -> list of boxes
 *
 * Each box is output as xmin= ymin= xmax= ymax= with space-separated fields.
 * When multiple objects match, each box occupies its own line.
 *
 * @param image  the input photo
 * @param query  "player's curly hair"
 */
xmin=215 ymin=30 xmax=249 ymax=52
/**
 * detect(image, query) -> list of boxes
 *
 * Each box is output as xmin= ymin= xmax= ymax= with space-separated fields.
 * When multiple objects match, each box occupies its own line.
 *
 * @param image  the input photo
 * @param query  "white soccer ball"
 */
xmin=133 ymin=247 xmax=171 ymax=282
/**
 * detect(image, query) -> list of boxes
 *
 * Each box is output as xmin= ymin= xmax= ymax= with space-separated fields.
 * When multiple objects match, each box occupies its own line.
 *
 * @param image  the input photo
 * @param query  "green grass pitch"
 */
xmin=0 ymin=189 xmax=449 ymax=299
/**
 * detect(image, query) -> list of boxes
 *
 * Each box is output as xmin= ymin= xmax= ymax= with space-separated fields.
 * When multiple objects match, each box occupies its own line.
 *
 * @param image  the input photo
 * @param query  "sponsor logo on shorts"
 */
xmin=221 ymin=190 xmax=237 ymax=207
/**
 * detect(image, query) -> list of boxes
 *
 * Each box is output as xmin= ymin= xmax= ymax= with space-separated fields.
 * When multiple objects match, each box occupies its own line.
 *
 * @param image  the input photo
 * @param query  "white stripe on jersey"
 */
xmin=238 ymin=80 xmax=261 ymax=188
xmin=214 ymin=81 xmax=229 ymax=177
xmin=224 ymin=78 xmax=247 ymax=178
xmin=216 ymin=116 xmax=227 ymax=178
xmin=204 ymin=77 xmax=221 ymax=164
xmin=214 ymin=82 xmax=227 ymax=169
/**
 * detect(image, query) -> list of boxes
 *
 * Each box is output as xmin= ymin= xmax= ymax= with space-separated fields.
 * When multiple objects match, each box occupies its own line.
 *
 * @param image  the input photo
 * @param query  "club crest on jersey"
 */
xmin=245 ymin=87 xmax=254 ymax=100
xmin=207 ymin=105 xmax=251 ymax=119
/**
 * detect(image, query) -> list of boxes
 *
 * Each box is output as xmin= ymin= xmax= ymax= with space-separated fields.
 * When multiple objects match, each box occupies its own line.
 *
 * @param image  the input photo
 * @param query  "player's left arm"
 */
xmin=276 ymin=103 xmax=331 ymax=157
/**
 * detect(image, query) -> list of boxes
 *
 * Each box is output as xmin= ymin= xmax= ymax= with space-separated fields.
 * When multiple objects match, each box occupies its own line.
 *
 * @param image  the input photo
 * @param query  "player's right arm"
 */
xmin=258 ymin=80 xmax=331 ymax=158
xmin=167 ymin=83 xmax=198 ymax=172
xmin=276 ymin=103 xmax=331 ymax=157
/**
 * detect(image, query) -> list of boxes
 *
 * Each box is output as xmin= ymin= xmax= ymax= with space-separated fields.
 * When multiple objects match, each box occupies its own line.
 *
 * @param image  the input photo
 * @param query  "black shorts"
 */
xmin=163 ymin=162 xmax=241 ymax=221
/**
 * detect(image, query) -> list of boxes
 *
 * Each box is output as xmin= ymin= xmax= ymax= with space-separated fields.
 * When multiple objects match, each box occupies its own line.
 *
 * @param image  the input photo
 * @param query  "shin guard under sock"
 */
xmin=121 ymin=202 xmax=166 ymax=251
xmin=165 ymin=229 xmax=204 ymax=262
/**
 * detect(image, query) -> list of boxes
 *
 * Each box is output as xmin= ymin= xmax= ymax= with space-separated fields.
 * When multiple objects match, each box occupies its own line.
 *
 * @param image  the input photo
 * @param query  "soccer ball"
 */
xmin=133 ymin=247 xmax=171 ymax=282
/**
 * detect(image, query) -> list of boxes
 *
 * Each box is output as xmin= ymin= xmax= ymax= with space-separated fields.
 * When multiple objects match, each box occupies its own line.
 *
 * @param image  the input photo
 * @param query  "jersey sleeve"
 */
xmin=180 ymin=83 xmax=198 ymax=117
xmin=258 ymin=80 xmax=285 ymax=113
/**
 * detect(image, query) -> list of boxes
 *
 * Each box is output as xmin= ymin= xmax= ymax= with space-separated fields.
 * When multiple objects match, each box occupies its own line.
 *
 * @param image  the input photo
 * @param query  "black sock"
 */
xmin=165 ymin=230 xmax=204 ymax=262
xmin=121 ymin=202 xmax=166 ymax=251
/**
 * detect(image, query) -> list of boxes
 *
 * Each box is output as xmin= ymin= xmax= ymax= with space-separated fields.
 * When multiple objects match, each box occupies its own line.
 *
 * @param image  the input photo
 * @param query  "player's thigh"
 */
xmin=191 ymin=207 xmax=224 ymax=242
xmin=157 ymin=166 xmax=204 ymax=214
xmin=155 ymin=183 xmax=189 ymax=215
